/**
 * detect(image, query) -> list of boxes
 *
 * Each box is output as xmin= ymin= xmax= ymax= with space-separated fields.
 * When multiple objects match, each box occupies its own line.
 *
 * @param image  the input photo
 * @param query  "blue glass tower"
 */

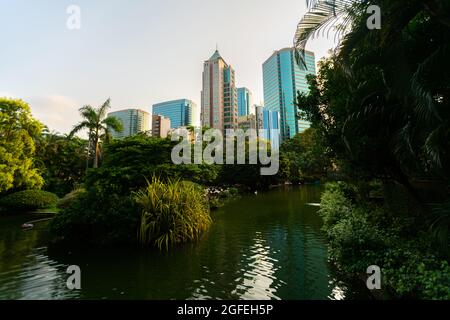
xmin=152 ymin=99 xmax=196 ymax=129
xmin=237 ymin=87 xmax=253 ymax=116
xmin=262 ymin=48 xmax=315 ymax=141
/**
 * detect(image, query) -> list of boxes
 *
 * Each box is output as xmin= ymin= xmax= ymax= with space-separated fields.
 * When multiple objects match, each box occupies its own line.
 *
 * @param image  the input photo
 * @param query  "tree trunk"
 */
xmin=93 ymin=135 xmax=99 ymax=168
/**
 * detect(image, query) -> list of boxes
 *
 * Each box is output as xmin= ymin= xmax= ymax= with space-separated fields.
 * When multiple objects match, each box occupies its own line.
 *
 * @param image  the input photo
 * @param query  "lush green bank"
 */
xmin=319 ymin=182 xmax=450 ymax=299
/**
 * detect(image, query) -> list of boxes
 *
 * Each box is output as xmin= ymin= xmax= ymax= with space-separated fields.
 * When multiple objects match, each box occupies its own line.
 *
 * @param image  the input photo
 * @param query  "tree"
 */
xmin=294 ymin=0 xmax=450 ymax=197
xmin=69 ymin=98 xmax=123 ymax=168
xmin=35 ymin=131 xmax=88 ymax=197
xmin=0 ymin=98 xmax=43 ymax=193
xmin=279 ymin=128 xmax=332 ymax=183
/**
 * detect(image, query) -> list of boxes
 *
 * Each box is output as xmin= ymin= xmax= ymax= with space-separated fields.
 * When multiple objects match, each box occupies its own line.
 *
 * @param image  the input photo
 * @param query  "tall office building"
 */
xmin=201 ymin=50 xmax=238 ymax=132
xmin=152 ymin=115 xmax=171 ymax=138
xmin=255 ymin=105 xmax=264 ymax=133
xmin=255 ymin=105 xmax=280 ymax=150
xmin=108 ymin=109 xmax=151 ymax=139
xmin=237 ymin=114 xmax=257 ymax=131
xmin=263 ymin=48 xmax=316 ymax=141
xmin=152 ymin=99 xmax=196 ymax=129
xmin=237 ymin=87 xmax=254 ymax=116
xmin=263 ymin=108 xmax=280 ymax=150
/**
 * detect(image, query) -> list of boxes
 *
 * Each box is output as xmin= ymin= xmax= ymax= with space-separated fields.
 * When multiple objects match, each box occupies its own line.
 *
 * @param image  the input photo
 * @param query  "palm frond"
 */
xmin=69 ymin=120 xmax=93 ymax=138
xmin=294 ymin=0 xmax=358 ymax=67
xmin=79 ymin=105 xmax=98 ymax=124
xmin=411 ymin=44 xmax=449 ymax=123
xmin=97 ymin=98 xmax=111 ymax=120
xmin=102 ymin=115 xmax=123 ymax=133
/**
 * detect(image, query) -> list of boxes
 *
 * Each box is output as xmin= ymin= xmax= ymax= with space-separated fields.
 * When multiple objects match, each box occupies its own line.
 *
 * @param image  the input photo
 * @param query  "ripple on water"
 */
xmin=0 ymin=247 xmax=78 ymax=300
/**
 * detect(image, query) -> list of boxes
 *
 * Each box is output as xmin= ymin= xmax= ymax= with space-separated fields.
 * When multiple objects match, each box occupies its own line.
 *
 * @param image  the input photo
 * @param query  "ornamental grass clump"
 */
xmin=134 ymin=176 xmax=211 ymax=250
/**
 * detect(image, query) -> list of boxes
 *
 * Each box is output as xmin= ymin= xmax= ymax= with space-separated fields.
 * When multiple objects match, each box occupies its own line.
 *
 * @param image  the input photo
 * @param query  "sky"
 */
xmin=0 ymin=0 xmax=336 ymax=134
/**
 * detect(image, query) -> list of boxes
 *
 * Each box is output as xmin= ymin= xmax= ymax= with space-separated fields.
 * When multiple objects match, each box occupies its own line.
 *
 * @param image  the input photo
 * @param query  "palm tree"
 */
xmin=69 ymin=98 xmax=123 ymax=168
xmin=293 ymin=0 xmax=357 ymax=66
xmin=294 ymin=1 xmax=450 ymax=64
xmin=294 ymin=0 xmax=450 ymax=190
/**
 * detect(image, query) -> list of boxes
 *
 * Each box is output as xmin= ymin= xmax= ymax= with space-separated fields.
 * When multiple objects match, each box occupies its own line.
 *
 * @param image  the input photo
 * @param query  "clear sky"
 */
xmin=0 ymin=0 xmax=335 ymax=134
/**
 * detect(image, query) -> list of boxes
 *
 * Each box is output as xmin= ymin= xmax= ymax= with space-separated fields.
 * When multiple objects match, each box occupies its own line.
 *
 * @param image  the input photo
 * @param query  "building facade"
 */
xmin=263 ymin=108 xmax=280 ymax=150
xmin=237 ymin=87 xmax=254 ymax=116
xmin=255 ymin=105 xmax=280 ymax=150
xmin=201 ymin=50 xmax=238 ymax=132
xmin=237 ymin=114 xmax=257 ymax=131
xmin=262 ymin=48 xmax=316 ymax=141
xmin=255 ymin=105 xmax=264 ymax=133
xmin=152 ymin=114 xmax=171 ymax=138
xmin=108 ymin=109 xmax=151 ymax=139
xmin=152 ymin=99 xmax=196 ymax=129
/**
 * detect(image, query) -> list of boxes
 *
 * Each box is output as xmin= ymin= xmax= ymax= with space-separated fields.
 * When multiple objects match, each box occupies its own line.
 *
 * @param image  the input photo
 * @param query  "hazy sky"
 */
xmin=0 ymin=0 xmax=335 ymax=134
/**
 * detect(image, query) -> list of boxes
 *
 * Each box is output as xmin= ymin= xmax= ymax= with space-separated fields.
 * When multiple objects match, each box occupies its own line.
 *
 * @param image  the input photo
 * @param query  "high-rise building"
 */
xmin=152 ymin=114 xmax=171 ymax=138
xmin=201 ymin=50 xmax=238 ymax=132
xmin=152 ymin=99 xmax=196 ymax=129
xmin=108 ymin=109 xmax=151 ymax=139
xmin=263 ymin=108 xmax=280 ymax=150
xmin=255 ymin=105 xmax=264 ymax=133
xmin=262 ymin=48 xmax=316 ymax=141
xmin=255 ymin=105 xmax=280 ymax=150
xmin=237 ymin=114 xmax=257 ymax=131
xmin=237 ymin=87 xmax=254 ymax=116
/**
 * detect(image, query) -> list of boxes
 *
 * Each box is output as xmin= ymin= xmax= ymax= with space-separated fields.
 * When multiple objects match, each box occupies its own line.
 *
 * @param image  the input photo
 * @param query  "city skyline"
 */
xmin=0 ymin=0 xmax=336 ymax=135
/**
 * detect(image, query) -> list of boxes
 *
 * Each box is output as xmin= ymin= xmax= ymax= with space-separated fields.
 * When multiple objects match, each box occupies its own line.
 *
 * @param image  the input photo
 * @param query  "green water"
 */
xmin=0 ymin=186 xmax=369 ymax=300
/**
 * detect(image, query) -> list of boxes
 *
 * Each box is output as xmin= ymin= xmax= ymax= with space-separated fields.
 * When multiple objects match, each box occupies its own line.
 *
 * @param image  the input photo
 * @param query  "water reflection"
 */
xmin=236 ymin=232 xmax=279 ymax=300
xmin=0 ymin=186 xmax=371 ymax=300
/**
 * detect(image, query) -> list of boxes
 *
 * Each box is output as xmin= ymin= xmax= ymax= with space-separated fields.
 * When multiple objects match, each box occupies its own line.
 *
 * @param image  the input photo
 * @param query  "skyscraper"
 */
xmin=152 ymin=99 xmax=196 ymax=129
xmin=201 ymin=50 xmax=238 ymax=132
xmin=152 ymin=115 xmax=171 ymax=138
xmin=237 ymin=114 xmax=257 ymax=131
xmin=108 ymin=109 xmax=151 ymax=139
xmin=237 ymin=87 xmax=254 ymax=116
xmin=262 ymin=48 xmax=316 ymax=141
xmin=255 ymin=105 xmax=280 ymax=150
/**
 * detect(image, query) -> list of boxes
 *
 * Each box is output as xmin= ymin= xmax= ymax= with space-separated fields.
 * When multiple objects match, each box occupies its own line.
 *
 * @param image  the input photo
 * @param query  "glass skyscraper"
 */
xmin=108 ymin=109 xmax=151 ymax=139
xmin=152 ymin=99 xmax=195 ymax=129
xmin=262 ymin=48 xmax=316 ymax=141
xmin=255 ymin=105 xmax=280 ymax=151
xmin=237 ymin=87 xmax=254 ymax=116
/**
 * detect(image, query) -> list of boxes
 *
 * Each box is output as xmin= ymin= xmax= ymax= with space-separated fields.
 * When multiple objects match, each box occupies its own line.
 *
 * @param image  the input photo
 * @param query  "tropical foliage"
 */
xmin=135 ymin=177 xmax=211 ymax=250
xmin=294 ymin=0 xmax=450 ymax=299
xmin=320 ymin=182 xmax=450 ymax=299
xmin=35 ymin=131 xmax=88 ymax=197
xmin=0 ymin=98 xmax=43 ymax=193
xmin=69 ymin=98 xmax=123 ymax=168
xmin=278 ymin=128 xmax=332 ymax=184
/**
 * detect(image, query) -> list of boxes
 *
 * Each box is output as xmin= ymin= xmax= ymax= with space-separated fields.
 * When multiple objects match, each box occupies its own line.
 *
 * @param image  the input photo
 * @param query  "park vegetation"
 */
xmin=0 ymin=0 xmax=448 ymax=298
xmin=294 ymin=0 xmax=450 ymax=299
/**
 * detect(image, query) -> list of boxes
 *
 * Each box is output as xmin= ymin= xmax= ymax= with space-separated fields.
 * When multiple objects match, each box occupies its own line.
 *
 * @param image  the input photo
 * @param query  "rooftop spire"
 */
xmin=209 ymin=48 xmax=222 ymax=61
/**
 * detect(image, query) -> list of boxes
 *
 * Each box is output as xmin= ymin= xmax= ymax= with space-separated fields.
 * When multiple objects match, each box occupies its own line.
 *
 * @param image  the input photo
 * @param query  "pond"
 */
xmin=0 ymin=186 xmax=370 ymax=300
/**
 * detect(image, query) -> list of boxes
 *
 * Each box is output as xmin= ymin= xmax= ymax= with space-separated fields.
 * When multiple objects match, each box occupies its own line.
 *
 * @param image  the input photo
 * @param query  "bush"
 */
xmin=320 ymin=181 xmax=450 ymax=300
xmin=49 ymin=189 xmax=140 ymax=246
xmin=134 ymin=177 xmax=211 ymax=250
xmin=57 ymin=188 xmax=86 ymax=210
xmin=0 ymin=190 xmax=59 ymax=212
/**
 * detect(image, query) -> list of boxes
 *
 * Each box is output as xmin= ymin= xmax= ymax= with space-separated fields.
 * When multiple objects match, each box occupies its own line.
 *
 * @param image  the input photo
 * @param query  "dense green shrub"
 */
xmin=134 ymin=177 xmax=211 ymax=250
xmin=49 ymin=189 xmax=140 ymax=246
xmin=320 ymin=182 xmax=450 ymax=300
xmin=57 ymin=188 xmax=86 ymax=210
xmin=0 ymin=190 xmax=58 ymax=212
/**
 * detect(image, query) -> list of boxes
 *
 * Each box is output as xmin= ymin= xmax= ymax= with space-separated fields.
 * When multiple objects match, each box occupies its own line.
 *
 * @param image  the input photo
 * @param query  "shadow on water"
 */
xmin=0 ymin=186 xmax=371 ymax=300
